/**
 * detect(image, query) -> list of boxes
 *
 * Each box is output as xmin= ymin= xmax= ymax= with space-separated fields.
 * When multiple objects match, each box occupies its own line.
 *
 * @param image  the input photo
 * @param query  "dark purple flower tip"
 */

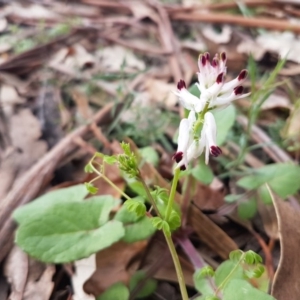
xmin=205 ymin=52 xmax=210 ymax=62
xmin=221 ymin=52 xmax=226 ymax=62
xmin=201 ymin=54 xmax=206 ymax=66
xmin=238 ymin=69 xmax=248 ymax=81
xmin=211 ymin=58 xmax=218 ymax=67
xmin=216 ymin=72 xmax=224 ymax=84
xmin=210 ymin=146 xmax=222 ymax=157
xmin=180 ymin=165 xmax=187 ymax=171
xmin=172 ymin=151 xmax=183 ymax=163
xmin=177 ymin=79 xmax=186 ymax=90
xmin=234 ymin=85 xmax=244 ymax=95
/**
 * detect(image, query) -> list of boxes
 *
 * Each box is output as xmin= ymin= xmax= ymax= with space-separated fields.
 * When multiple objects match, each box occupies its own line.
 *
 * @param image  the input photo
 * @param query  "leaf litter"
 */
xmin=0 ymin=0 xmax=300 ymax=299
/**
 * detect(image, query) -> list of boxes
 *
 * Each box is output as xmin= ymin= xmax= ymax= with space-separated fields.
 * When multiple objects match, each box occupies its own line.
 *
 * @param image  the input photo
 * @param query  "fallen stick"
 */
xmin=170 ymin=11 xmax=300 ymax=34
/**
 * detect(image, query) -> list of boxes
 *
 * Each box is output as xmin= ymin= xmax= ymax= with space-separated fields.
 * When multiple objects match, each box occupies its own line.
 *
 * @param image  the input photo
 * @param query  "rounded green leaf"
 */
xmin=13 ymin=184 xmax=89 ymax=224
xmin=15 ymin=200 xmax=124 ymax=263
xmin=237 ymin=197 xmax=257 ymax=220
xmin=193 ymin=269 xmax=215 ymax=296
xmin=191 ymin=160 xmax=214 ymax=185
xmin=215 ymin=260 xmax=244 ymax=288
xmin=123 ymin=216 xmax=156 ymax=243
xmin=237 ymin=163 xmax=300 ymax=198
xmin=213 ymin=105 xmax=236 ymax=145
xmin=223 ymin=279 xmax=275 ymax=300
xmin=129 ymin=270 xmax=157 ymax=298
xmin=139 ymin=146 xmax=159 ymax=166
xmin=97 ymin=283 xmax=129 ymax=300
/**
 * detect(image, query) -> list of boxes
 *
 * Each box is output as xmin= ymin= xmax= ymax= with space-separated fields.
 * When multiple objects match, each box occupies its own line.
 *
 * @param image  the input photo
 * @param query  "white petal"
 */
xmin=187 ymin=110 xmax=196 ymax=125
xmin=205 ymin=139 xmax=210 ymax=165
xmin=174 ymin=89 xmax=199 ymax=111
xmin=177 ymin=118 xmax=190 ymax=153
xmin=204 ymin=112 xmax=217 ymax=148
xmin=211 ymin=92 xmax=250 ymax=107
xmin=219 ymin=78 xmax=240 ymax=94
xmin=196 ymin=77 xmax=205 ymax=93
xmin=220 ymin=70 xmax=247 ymax=94
xmin=205 ymin=80 xmax=224 ymax=98
xmin=186 ymin=138 xmax=205 ymax=162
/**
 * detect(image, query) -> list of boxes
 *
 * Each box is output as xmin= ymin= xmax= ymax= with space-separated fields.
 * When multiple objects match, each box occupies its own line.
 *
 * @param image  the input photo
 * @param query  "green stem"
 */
xmin=214 ymin=253 xmax=245 ymax=296
xmin=139 ymin=175 xmax=162 ymax=218
xmin=165 ymin=167 xmax=181 ymax=221
xmin=89 ymin=164 xmax=131 ymax=201
xmin=193 ymin=101 xmax=210 ymax=138
xmin=163 ymin=230 xmax=189 ymax=300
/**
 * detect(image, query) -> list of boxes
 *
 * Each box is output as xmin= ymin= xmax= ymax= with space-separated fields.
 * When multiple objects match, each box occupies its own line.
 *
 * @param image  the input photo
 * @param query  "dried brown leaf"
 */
xmin=144 ymin=78 xmax=177 ymax=108
xmin=141 ymin=232 xmax=194 ymax=288
xmin=271 ymin=193 xmax=300 ymax=299
xmin=84 ymin=241 xmax=147 ymax=297
xmin=96 ymin=45 xmax=145 ymax=72
xmin=73 ymin=255 xmax=96 ymax=300
xmin=23 ymin=266 xmax=55 ymax=300
xmin=261 ymin=93 xmax=292 ymax=110
xmin=10 ymin=3 xmax=61 ymax=20
xmin=202 ymin=24 xmax=232 ymax=44
xmin=192 ymin=181 xmax=225 ymax=211
xmin=257 ymin=200 xmax=279 ymax=240
xmin=4 ymin=246 xmax=28 ymax=300
xmin=282 ymin=102 xmax=300 ymax=140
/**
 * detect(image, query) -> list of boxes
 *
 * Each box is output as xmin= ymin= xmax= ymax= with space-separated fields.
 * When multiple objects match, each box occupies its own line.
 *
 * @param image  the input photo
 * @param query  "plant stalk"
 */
xmin=163 ymin=230 xmax=189 ymax=300
xmin=165 ymin=167 xmax=181 ymax=221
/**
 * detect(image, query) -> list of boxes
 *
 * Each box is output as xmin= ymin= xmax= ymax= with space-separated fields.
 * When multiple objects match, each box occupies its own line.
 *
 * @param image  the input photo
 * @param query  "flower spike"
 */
xmin=174 ymin=51 xmax=250 ymax=169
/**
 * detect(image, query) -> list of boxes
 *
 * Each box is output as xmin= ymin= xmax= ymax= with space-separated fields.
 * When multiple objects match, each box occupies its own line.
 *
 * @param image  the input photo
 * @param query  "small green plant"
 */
xmin=13 ymin=52 xmax=275 ymax=300
xmin=193 ymin=250 xmax=273 ymax=300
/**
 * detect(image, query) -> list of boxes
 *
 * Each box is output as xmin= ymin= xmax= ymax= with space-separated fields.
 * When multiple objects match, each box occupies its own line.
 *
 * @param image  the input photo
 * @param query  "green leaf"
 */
xmin=84 ymin=163 xmax=94 ymax=173
xmin=229 ymin=250 xmax=244 ymax=262
xmin=139 ymin=146 xmax=159 ymax=167
xmin=193 ymin=269 xmax=215 ymax=296
xmin=244 ymin=250 xmax=263 ymax=265
xmin=103 ymin=155 xmax=118 ymax=165
xmin=191 ymin=159 xmax=214 ymax=185
xmin=15 ymin=199 xmax=124 ymax=263
xmin=124 ymin=200 xmax=146 ymax=217
xmin=205 ymin=296 xmax=221 ymax=300
xmin=224 ymin=194 xmax=241 ymax=203
xmin=168 ymin=210 xmax=181 ymax=231
xmin=151 ymin=217 xmax=170 ymax=235
xmin=245 ymin=265 xmax=265 ymax=279
xmin=237 ymin=163 xmax=300 ymax=198
xmin=237 ymin=197 xmax=257 ymax=220
xmin=214 ymin=260 xmax=244 ymax=288
xmin=127 ymin=181 xmax=148 ymax=199
xmin=13 ymin=185 xmax=88 ymax=224
xmin=129 ymin=270 xmax=157 ymax=298
xmin=212 ymin=105 xmax=236 ymax=145
xmin=85 ymin=182 xmax=98 ymax=194
xmin=195 ymin=266 xmax=215 ymax=278
xmin=223 ymin=279 xmax=275 ymax=300
xmin=114 ymin=197 xmax=144 ymax=223
xmin=123 ymin=217 xmax=156 ymax=243
xmin=97 ymin=283 xmax=129 ymax=300
xmin=258 ymin=185 xmax=273 ymax=204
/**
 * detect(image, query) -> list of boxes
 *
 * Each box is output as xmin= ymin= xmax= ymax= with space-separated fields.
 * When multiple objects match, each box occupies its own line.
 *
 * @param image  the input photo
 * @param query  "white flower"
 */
xmin=175 ymin=52 xmax=250 ymax=113
xmin=173 ymin=112 xmax=222 ymax=169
